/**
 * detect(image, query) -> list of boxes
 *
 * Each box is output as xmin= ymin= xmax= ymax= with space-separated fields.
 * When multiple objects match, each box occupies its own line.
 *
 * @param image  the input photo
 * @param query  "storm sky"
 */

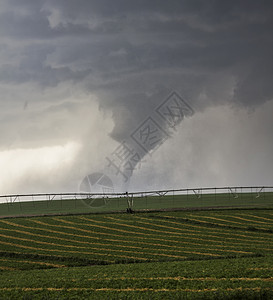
xmin=0 ymin=0 xmax=272 ymax=195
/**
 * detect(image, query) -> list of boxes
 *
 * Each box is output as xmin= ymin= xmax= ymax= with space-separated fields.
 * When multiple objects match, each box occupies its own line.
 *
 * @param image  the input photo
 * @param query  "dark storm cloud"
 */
xmin=1 ymin=0 xmax=272 ymax=108
xmin=51 ymin=0 xmax=272 ymax=109
xmin=0 ymin=0 xmax=273 ymax=192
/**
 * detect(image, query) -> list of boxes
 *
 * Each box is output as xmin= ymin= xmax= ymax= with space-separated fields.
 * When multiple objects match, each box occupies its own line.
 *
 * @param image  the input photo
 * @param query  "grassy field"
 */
xmin=0 ymin=256 xmax=272 ymax=299
xmin=0 ymin=209 xmax=272 ymax=299
xmin=0 ymin=191 xmax=272 ymax=217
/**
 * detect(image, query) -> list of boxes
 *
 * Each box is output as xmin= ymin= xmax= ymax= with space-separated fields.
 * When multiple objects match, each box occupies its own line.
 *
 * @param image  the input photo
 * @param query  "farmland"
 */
xmin=0 ymin=209 xmax=272 ymax=299
xmin=1 ymin=190 xmax=273 ymax=217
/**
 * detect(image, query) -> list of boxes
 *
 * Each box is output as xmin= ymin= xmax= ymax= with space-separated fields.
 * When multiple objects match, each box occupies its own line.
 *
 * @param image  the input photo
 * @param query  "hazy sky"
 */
xmin=0 ymin=0 xmax=272 ymax=195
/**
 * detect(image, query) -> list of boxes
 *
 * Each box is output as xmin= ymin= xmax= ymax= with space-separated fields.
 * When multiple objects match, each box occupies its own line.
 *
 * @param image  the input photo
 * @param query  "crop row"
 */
xmin=0 ymin=210 xmax=272 ymax=271
xmin=0 ymin=256 xmax=272 ymax=299
xmin=171 ymin=211 xmax=273 ymax=231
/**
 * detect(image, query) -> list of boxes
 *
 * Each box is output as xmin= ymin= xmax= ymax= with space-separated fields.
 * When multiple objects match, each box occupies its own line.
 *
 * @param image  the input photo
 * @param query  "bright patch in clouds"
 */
xmin=0 ymin=142 xmax=81 ymax=195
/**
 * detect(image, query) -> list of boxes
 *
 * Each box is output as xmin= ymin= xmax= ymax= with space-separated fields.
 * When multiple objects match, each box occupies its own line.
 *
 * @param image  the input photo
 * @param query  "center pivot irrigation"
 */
xmin=0 ymin=186 xmax=272 ymax=211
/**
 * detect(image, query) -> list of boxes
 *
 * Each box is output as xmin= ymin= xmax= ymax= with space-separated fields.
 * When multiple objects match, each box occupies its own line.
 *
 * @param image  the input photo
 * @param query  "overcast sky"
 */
xmin=0 ymin=0 xmax=272 ymax=195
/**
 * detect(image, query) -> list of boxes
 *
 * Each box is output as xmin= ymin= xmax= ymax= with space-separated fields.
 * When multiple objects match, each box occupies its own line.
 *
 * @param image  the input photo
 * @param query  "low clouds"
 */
xmin=0 ymin=142 xmax=80 ymax=193
xmin=0 ymin=0 xmax=272 ymax=194
xmin=130 ymin=100 xmax=273 ymax=191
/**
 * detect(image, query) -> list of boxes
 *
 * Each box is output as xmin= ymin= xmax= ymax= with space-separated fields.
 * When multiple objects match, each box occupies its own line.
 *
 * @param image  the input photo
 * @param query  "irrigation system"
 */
xmin=0 ymin=185 xmax=272 ymax=204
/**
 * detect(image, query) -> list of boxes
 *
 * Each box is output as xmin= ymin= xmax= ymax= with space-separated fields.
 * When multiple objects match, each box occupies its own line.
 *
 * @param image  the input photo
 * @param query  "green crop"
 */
xmin=0 ymin=209 xmax=272 ymax=299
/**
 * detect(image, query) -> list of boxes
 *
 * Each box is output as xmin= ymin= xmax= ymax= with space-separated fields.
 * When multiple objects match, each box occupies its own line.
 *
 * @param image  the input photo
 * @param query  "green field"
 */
xmin=1 ymin=191 xmax=272 ymax=217
xmin=0 ymin=209 xmax=272 ymax=299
